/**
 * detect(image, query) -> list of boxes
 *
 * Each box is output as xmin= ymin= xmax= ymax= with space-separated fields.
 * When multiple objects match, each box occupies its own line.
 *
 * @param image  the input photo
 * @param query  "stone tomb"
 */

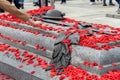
xmin=0 ymin=20 xmax=120 ymax=80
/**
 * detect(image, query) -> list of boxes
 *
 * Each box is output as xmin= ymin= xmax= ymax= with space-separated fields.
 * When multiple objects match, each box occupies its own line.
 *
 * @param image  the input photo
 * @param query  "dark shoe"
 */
xmin=20 ymin=4 xmax=24 ymax=9
xmin=60 ymin=2 xmax=63 ymax=4
xmin=33 ymin=2 xmax=38 ymax=6
xmin=61 ymin=2 xmax=66 ymax=4
xmin=90 ymin=2 xmax=96 ymax=5
xmin=109 ymin=3 xmax=115 ymax=6
xmin=103 ymin=4 xmax=107 ymax=6
xmin=33 ymin=4 xmax=36 ymax=6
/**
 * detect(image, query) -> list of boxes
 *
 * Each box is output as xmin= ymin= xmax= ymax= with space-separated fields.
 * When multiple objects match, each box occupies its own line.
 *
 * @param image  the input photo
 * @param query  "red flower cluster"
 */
xmin=0 ymin=43 xmax=48 ymax=75
xmin=30 ymin=70 xmax=36 ymax=74
xmin=50 ymin=65 xmax=120 ymax=80
xmin=0 ymin=73 xmax=14 ymax=80
xmin=27 ymin=6 xmax=54 ymax=15
xmin=35 ymin=44 xmax=41 ymax=50
xmin=35 ymin=44 xmax=46 ymax=51
xmin=0 ymin=33 xmax=27 ymax=45
xmin=62 ymin=39 xmax=71 ymax=45
xmin=83 ymin=61 xmax=98 ymax=67
xmin=63 ymin=24 xmax=120 ymax=50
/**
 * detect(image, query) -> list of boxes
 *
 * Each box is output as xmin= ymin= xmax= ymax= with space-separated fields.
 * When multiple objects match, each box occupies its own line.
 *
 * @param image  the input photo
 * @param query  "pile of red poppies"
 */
xmin=53 ymin=66 xmax=120 ymax=80
xmin=0 ymin=6 xmax=120 ymax=80
xmin=0 ymin=43 xmax=48 ymax=74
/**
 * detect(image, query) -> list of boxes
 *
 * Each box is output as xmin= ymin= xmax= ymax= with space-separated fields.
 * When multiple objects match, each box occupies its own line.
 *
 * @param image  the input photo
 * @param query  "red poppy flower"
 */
xmin=18 ymin=65 xmax=23 ymax=68
xmin=30 ymin=70 xmax=36 ymax=74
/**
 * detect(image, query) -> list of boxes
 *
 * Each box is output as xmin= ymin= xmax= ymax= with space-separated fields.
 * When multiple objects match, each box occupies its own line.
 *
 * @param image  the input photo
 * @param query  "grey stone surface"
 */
xmin=106 ymin=13 xmax=120 ymax=19
xmin=71 ymin=45 xmax=120 ymax=75
xmin=0 ymin=47 xmax=51 ymax=80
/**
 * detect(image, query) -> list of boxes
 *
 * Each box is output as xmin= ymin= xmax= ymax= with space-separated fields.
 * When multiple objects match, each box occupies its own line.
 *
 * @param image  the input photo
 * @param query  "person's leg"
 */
xmin=116 ymin=0 xmax=119 ymax=3
xmin=109 ymin=0 xmax=115 ymax=6
xmin=90 ymin=0 xmax=96 ymax=5
xmin=33 ymin=0 xmax=39 ymax=6
xmin=61 ymin=0 xmax=63 ymax=4
xmin=117 ymin=0 xmax=120 ymax=8
xmin=116 ymin=0 xmax=120 ymax=14
xmin=14 ymin=0 xmax=20 ymax=9
xmin=38 ymin=0 xmax=41 ymax=7
xmin=21 ymin=0 xmax=24 ymax=9
xmin=61 ymin=0 xmax=66 ymax=3
xmin=50 ymin=0 xmax=55 ymax=7
xmin=119 ymin=0 xmax=120 ymax=9
xmin=90 ymin=0 xmax=95 ymax=2
xmin=103 ymin=0 xmax=106 ymax=4
xmin=62 ymin=0 xmax=65 ymax=2
xmin=64 ymin=0 xmax=66 ymax=3
xmin=109 ymin=0 xmax=112 ymax=4
xmin=45 ymin=0 xmax=48 ymax=6
xmin=103 ymin=0 xmax=107 ymax=6
xmin=19 ymin=0 xmax=24 ymax=9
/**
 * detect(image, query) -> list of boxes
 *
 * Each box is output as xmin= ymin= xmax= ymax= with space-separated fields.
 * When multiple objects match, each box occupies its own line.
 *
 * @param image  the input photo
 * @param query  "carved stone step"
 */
xmin=0 ymin=43 xmax=66 ymax=80
xmin=71 ymin=45 xmax=120 ymax=75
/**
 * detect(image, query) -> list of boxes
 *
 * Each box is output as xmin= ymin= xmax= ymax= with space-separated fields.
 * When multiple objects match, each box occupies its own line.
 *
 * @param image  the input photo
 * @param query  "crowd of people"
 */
xmin=90 ymin=0 xmax=115 ymax=6
xmin=0 ymin=0 xmax=67 ymax=12
xmin=32 ymin=0 xmax=55 ymax=7
xmin=90 ymin=0 xmax=120 ymax=14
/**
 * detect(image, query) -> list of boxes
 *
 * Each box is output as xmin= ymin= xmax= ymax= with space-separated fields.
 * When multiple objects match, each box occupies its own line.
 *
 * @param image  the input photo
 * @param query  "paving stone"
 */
xmin=106 ymin=13 xmax=120 ymax=19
